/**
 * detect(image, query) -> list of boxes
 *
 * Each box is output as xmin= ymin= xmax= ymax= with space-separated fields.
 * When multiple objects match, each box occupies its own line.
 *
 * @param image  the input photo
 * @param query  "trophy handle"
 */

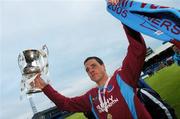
xmin=18 ymin=53 xmax=25 ymax=74
xmin=42 ymin=45 xmax=49 ymax=56
xmin=40 ymin=45 xmax=49 ymax=75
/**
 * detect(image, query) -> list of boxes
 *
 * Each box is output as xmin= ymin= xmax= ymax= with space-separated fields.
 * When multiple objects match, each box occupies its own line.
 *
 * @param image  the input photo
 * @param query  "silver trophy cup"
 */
xmin=18 ymin=45 xmax=49 ymax=94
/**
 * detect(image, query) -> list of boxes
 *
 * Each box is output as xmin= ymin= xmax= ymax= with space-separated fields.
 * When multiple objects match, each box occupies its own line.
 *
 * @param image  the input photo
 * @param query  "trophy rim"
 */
xmin=23 ymin=49 xmax=39 ymax=52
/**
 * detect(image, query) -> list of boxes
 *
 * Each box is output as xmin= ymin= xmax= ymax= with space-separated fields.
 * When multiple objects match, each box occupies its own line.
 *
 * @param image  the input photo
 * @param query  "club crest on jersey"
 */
xmin=107 ymin=85 xmax=114 ymax=93
xmin=99 ymin=85 xmax=114 ymax=93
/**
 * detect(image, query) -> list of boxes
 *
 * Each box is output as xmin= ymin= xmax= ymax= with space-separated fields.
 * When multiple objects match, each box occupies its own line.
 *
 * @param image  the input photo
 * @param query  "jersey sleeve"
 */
xmin=42 ymin=84 xmax=91 ymax=112
xmin=118 ymin=25 xmax=147 ymax=88
xmin=170 ymin=39 xmax=180 ymax=49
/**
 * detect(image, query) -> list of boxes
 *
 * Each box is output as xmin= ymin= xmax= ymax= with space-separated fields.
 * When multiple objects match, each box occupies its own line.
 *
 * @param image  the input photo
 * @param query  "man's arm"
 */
xmin=118 ymin=25 xmax=146 ymax=88
xmin=33 ymin=74 xmax=91 ymax=112
xmin=42 ymin=85 xmax=91 ymax=112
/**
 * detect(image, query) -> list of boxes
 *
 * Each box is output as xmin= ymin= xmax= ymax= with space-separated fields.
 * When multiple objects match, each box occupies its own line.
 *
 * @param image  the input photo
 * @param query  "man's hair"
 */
xmin=84 ymin=56 xmax=104 ymax=65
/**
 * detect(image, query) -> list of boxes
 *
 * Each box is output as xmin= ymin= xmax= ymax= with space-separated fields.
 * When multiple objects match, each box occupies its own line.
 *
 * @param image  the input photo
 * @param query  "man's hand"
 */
xmin=173 ymin=46 xmax=180 ymax=54
xmin=108 ymin=0 xmax=120 ymax=5
xmin=31 ymin=73 xmax=47 ymax=90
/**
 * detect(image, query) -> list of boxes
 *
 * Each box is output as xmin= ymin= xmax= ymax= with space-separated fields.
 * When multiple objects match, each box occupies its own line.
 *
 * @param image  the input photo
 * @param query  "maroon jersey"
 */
xmin=42 ymin=25 xmax=152 ymax=119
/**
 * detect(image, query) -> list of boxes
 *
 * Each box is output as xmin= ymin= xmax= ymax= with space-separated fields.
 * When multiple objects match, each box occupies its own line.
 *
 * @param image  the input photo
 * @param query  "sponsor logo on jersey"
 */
xmin=96 ymin=95 xmax=119 ymax=113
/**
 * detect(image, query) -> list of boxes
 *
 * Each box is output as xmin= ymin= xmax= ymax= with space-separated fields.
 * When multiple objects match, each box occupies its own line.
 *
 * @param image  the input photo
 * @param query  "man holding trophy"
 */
xmin=17 ymin=0 xmax=179 ymax=118
xmin=31 ymin=24 xmax=153 ymax=119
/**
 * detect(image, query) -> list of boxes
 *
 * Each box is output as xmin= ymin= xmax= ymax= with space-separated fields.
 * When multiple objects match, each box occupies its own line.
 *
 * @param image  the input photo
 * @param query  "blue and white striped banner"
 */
xmin=106 ymin=0 xmax=180 ymax=41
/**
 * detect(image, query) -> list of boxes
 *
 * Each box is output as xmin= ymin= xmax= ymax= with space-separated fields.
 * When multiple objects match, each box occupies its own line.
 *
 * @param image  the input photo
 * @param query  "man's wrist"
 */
xmin=40 ymin=82 xmax=48 ymax=90
xmin=42 ymin=84 xmax=50 ymax=91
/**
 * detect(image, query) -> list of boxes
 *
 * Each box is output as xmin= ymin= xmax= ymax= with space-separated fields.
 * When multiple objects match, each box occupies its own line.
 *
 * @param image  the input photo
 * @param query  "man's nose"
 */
xmin=89 ymin=68 xmax=95 ymax=74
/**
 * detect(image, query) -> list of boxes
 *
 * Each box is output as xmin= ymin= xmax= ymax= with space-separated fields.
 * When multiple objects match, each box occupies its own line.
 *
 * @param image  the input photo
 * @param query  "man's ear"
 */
xmin=102 ymin=64 xmax=106 ymax=71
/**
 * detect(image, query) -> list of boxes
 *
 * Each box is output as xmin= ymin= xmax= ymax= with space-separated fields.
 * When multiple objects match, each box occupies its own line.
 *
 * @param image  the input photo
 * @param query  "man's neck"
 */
xmin=97 ymin=74 xmax=109 ymax=87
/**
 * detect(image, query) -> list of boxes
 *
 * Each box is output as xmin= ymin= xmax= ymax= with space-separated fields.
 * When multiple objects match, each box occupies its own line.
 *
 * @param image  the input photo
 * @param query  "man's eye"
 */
xmin=86 ymin=68 xmax=89 ymax=72
xmin=92 ymin=64 xmax=96 ymax=68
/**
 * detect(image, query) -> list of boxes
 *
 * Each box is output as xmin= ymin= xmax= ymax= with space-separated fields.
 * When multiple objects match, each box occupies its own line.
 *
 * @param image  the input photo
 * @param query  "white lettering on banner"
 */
xmin=141 ymin=15 xmax=180 ymax=35
xmin=107 ymin=4 xmax=128 ymax=18
xmin=96 ymin=95 xmax=119 ymax=113
xmin=154 ymin=30 xmax=164 ymax=35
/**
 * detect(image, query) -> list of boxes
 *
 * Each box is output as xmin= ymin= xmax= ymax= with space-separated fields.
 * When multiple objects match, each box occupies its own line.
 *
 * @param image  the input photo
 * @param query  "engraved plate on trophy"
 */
xmin=18 ymin=45 xmax=49 ymax=94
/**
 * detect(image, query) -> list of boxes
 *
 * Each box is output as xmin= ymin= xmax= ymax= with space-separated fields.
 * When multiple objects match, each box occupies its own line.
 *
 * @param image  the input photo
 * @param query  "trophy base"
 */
xmin=26 ymin=89 xmax=42 ymax=94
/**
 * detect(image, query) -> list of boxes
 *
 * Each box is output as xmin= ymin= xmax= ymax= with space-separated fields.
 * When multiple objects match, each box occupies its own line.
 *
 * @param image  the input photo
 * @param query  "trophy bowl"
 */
xmin=18 ymin=45 xmax=49 ymax=94
xmin=23 ymin=50 xmax=41 ymax=74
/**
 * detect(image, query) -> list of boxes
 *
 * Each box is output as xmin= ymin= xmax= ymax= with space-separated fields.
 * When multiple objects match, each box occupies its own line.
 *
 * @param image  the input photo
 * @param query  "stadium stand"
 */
xmin=142 ymin=42 xmax=175 ymax=76
xmin=32 ymin=106 xmax=73 ymax=119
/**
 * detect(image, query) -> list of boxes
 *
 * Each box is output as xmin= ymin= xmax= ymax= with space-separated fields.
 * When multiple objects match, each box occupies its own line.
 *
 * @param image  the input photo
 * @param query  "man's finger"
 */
xmin=30 ymin=81 xmax=35 ymax=88
xmin=30 ymin=82 xmax=33 ymax=87
xmin=108 ymin=0 xmax=119 ymax=5
xmin=34 ymin=73 xmax=41 ymax=81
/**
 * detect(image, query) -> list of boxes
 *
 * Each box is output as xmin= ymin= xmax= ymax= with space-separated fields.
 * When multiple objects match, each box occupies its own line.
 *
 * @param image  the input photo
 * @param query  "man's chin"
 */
xmin=91 ymin=78 xmax=99 ymax=82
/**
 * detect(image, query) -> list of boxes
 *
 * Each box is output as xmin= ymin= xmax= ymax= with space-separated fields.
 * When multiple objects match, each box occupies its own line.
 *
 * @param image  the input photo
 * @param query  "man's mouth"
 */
xmin=91 ymin=73 xmax=97 ymax=78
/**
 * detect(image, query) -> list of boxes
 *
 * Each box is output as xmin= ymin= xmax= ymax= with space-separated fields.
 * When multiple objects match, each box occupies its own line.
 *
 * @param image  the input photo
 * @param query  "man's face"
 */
xmin=84 ymin=59 xmax=106 ymax=83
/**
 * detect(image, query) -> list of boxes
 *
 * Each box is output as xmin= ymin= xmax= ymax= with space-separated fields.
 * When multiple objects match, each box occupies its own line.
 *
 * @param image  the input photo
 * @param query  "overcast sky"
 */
xmin=0 ymin=0 xmax=179 ymax=119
